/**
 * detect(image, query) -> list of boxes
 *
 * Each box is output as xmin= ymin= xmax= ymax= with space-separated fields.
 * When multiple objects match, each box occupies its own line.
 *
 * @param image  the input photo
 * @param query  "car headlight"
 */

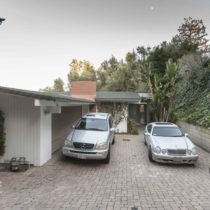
xmin=95 ymin=141 xmax=108 ymax=149
xmin=154 ymin=146 xmax=161 ymax=154
xmin=161 ymin=149 xmax=167 ymax=154
xmin=187 ymin=149 xmax=192 ymax=155
xmin=64 ymin=139 xmax=73 ymax=147
xmin=192 ymin=147 xmax=197 ymax=155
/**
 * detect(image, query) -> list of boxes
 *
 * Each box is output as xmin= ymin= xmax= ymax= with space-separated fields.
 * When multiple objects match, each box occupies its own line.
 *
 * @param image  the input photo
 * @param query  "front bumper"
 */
xmin=62 ymin=146 xmax=109 ymax=160
xmin=152 ymin=152 xmax=199 ymax=164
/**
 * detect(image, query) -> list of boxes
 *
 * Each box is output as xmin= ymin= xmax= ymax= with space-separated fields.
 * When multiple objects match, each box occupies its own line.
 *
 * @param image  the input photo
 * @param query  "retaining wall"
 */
xmin=178 ymin=121 xmax=210 ymax=152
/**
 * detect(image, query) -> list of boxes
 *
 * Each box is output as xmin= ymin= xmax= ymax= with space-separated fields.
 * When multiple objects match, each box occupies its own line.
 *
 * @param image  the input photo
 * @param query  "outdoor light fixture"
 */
xmin=0 ymin=17 xmax=5 ymax=25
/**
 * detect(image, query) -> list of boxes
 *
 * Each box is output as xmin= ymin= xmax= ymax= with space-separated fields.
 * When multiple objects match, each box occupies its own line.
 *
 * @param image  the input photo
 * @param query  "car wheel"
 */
xmin=103 ymin=145 xmax=110 ymax=164
xmin=148 ymin=146 xmax=154 ymax=162
xmin=112 ymin=136 xmax=115 ymax=145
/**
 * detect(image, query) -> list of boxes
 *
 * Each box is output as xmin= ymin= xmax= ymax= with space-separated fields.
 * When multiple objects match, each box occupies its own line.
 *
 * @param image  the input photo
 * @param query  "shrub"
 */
xmin=127 ymin=118 xmax=139 ymax=135
xmin=0 ymin=110 xmax=6 ymax=156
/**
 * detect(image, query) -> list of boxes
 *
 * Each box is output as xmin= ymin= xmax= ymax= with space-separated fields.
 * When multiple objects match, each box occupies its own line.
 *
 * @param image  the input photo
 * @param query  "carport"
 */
xmin=0 ymin=86 xmax=94 ymax=166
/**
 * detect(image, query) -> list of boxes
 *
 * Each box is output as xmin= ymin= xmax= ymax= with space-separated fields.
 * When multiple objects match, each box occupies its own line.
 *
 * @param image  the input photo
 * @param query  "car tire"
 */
xmin=148 ymin=146 xmax=154 ymax=162
xmin=103 ymin=145 xmax=110 ymax=164
xmin=112 ymin=136 xmax=115 ymax=145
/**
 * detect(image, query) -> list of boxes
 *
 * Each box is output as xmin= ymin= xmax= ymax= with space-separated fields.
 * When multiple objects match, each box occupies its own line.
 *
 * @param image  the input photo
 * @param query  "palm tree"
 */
xmin=164 ymin=59 xmax=179 ymax=121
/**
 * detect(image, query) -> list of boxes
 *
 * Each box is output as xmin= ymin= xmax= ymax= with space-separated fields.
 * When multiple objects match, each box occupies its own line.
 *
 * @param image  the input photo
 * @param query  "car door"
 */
xmin=145 ymin=124 xmax=152 ymax=146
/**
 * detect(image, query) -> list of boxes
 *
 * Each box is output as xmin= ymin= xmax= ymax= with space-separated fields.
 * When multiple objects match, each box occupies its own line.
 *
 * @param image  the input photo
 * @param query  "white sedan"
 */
xmin=144 ymin=122 xmax=199 ymax=164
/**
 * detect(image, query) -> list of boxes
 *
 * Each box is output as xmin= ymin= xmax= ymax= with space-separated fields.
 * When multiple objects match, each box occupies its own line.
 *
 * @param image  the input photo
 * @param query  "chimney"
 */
xmin=70 ymin=81 xmax=96 ymax=101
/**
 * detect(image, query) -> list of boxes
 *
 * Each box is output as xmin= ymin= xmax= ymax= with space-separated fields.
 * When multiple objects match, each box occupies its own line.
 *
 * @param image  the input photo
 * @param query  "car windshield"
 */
xmin=152 ymin=126 xmax=183 ymax=137
xmin=75 ymin=118 xmax=108 ymax=131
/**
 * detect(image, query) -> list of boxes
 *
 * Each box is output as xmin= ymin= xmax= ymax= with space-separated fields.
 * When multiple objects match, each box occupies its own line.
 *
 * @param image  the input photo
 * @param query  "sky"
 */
xmin=0 ymin=0 xmax=210 ymax=90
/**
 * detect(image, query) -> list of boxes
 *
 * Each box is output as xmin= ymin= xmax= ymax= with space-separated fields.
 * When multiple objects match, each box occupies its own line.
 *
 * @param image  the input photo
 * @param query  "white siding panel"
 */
xmin=40 ymin=107 xmax=52 ymax=166
xmin=0 ymin=94 xmax=40 ymax=166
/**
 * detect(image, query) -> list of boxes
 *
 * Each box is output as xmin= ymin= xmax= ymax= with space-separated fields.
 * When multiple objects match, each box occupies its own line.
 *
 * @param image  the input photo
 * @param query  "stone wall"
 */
xmin=178 ymin=121 xmax=210 ymax=152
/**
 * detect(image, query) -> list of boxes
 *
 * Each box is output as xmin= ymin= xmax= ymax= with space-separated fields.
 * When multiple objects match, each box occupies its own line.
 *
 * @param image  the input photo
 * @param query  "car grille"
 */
xmin=73 ymin=142 xmax=94 ymax=150
xmin=167 ymin=149 xmax=186 ymax=155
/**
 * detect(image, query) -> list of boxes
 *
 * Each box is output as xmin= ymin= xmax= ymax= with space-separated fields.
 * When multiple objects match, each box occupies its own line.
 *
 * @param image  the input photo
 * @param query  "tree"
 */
xmin=81 ymin=60 xmax=96 ymax=81
xmin=39 ymin=86 xmax=53 ymax=92
xmin=40 ymin=78 xmax=65 ymax=92
xmin=176 ymin=17 xmax=209 ymax=51
xmin=140 ymin=62 xmax=154 ymax=100
xmin=178 ymin=52 xmax=203 ymax=84
xmin=140 ymin=60 xmax=179 ymax=121
xmin=53 ymin=78 xmax=64 ymax=92
xmin=137 ymin=46 xmax=149 ymax=61
xmin=67 ymin=59 xmax=81 ymax=86
xmin=164 ymin=59 xmax=179 ymax=121
xmin=105 ymin=51 xmax=145 ymax=91
xmin=96 ymin=56 xmax=119 ymax=90
xmin=67 ymin=59 xmax=96 ymax=89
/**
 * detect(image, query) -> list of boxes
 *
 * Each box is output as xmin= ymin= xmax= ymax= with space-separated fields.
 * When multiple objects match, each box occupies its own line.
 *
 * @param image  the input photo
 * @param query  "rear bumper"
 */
xmin=152 ymin=153 xmax=199 ymax=164
xmin=62 ymin=146 xmax=108 ymax=160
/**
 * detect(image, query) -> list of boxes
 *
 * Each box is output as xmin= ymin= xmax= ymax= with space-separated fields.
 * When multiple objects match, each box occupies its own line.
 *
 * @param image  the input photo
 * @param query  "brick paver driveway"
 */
xmin=1 ymin=133 xmax=210 ymax=210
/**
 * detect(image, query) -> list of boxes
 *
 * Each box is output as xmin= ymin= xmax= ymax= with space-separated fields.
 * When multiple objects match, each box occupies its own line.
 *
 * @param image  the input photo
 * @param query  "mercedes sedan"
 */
xmin=144 ymin=122 xmax=199 ymax=164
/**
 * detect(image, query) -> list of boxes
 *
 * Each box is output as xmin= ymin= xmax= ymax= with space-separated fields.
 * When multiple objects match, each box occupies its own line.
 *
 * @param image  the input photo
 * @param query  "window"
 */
xmin=109 ymin=117 xmax=112 ymax=129
xmin=75 ymin=118 xmax=108 ymax=131
xmin=152 ymin=126 xmax=183 ymax=137
xmin=147 ymin=124 xmax=152 ymax=133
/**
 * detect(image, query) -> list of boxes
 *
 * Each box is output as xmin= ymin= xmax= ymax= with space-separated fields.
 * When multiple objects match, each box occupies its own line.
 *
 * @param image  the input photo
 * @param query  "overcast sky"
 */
xmin=0 ymin=0 xmax=210 ymax=90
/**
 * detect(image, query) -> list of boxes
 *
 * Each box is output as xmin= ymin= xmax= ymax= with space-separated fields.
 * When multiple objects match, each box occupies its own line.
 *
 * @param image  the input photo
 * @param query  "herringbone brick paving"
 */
xmin=0 ymin=133 xmax=210 ymax=209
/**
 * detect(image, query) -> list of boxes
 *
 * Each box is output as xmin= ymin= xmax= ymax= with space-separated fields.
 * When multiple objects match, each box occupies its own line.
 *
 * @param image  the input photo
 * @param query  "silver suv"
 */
xmin=62 ymin=112 xmax=115 ymax=163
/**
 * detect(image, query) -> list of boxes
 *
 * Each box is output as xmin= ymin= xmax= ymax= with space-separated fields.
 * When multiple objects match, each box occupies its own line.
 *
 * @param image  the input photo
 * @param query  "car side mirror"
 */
xmin=72 ymin=125 xmax=75 ymax=129
xmin=184 ymin=133 xmax=188 ymax=137
xmin=144 ymin=132 xmax=150 ymax=136
xmin=110 ymin=128 xmax=115 ymax=132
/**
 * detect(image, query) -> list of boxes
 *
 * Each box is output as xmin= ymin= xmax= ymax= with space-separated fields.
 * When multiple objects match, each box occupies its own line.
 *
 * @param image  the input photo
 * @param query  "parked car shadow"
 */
xmin=61 ymin=155 xmax=104 ymax=166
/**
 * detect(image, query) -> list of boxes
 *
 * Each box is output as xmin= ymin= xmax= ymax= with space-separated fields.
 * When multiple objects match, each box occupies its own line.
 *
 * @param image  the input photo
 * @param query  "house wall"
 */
xmin=52 ymin=106 xmax=82 ymax=153
xmin=39 ymin=107 xmax=52 ymax=166
xmin=116 ymin=118 xmax=127 ymax=133
xmin=0 ymin=94 xmax=41 ymax=166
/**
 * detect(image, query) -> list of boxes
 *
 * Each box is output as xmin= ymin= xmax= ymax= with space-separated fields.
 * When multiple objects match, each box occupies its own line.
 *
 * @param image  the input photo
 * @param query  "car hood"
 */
xmin=152 ymin=136 xmax=189 ymax=149
xmin=69 ymin=129 xmax=108 ymax=144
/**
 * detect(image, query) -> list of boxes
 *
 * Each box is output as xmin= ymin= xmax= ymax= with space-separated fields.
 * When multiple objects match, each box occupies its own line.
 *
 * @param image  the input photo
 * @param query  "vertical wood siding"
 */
xmin=0 ymin=94 xmax=41 ymax=166
xmin=40 ymin=107 xmax=52 ymax=165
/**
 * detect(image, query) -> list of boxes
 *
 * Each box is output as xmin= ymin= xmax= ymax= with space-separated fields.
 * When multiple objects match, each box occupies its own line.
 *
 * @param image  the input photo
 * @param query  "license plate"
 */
xmin=77 ymin=154 xmax=86 ymax=159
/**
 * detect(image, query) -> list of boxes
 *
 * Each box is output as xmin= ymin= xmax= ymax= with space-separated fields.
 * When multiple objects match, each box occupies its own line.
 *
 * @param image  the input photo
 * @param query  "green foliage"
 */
xmin=140 ymin=59 xmax=179 ymax=121
xmin=97 ymin=103 xmax=127 ymax=127
xmin=96 ymin=56 xmax=119 ymax=90
xmin=40 ymin=77 xmax=64 ymax=92
xmin=174 ymin=86 xmax=210 ymax=128
xmin=68 ymin=59 xmax=81 ymax=82
xmin=97 ymin=52 xmax=146 ymax=92
xmin=177 ymin=17 xmax=209 ymax=51
xmin=0 ymin=110 xmax=6 ymax=156
xmin=174 ymin=54 xmax=210 ymax=129
xmin=68 ymin=59 xmax=96 ymax=87
xmin=53 ymin=78 xmax=64 ymax=92
xmin=127 ymin=118 xmax=139 ymax=135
